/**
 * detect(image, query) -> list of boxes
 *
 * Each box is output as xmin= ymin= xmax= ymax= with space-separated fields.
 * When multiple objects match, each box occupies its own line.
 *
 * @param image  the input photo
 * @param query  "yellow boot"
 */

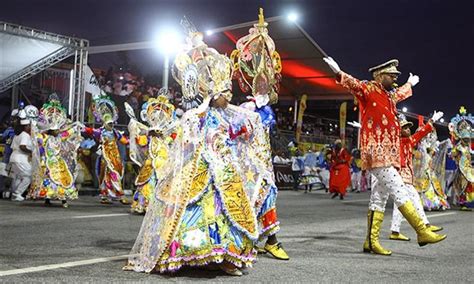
xmin=398 ymin=202 xmax=447 ymax=247
xmin=363 ymin=210 xmax=392 ymax=255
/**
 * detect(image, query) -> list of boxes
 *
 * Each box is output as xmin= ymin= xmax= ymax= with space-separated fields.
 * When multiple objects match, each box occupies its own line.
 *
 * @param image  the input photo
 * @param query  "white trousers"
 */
xmin=10 ymin=162 xmax=32 ymax=199
xmin=369 ymin=167 xmax=410 ymax=212
xmin=352 ymin=171 xmax=362 ymax=190
xmin=390 ymin=183 xmax=429 ymax=232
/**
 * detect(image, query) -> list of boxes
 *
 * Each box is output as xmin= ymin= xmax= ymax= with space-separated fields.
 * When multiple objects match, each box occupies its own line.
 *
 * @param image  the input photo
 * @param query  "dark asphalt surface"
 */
xmin=0 ymin=190 xmax=472 ymax=283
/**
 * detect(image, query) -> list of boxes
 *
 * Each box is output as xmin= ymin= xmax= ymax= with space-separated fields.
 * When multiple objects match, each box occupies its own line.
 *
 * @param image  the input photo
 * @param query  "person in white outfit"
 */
xmin=9 ymin=119 xmax=33 ymax=201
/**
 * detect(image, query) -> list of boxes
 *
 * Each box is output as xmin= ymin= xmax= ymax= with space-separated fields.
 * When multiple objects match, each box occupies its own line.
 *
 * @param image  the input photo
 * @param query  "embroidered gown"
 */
xmin=452 ymin=143 xmax=474 ymax=208
xmin=84 ymin=127 xmax=128 ymax=200
xmin=28 ymin=128 xmax=81 ymax=200
xmin=125 ymin=105 xmax=272 ymax=273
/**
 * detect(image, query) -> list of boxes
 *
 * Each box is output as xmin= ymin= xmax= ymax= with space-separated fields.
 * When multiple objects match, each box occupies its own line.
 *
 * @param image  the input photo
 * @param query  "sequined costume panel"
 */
xmin=28 ymin=131 xmax=79 ymax=200
xmin=452 ymin=144 xmax=474 ymax=207
xmin=126 ymin=106 xmax=266 ymax=273
xmin=337 ymin=72 xmax=412 ymax=170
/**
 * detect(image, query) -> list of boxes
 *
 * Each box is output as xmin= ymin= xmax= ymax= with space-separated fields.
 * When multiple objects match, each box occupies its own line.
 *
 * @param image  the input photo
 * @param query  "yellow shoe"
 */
xmin=100 ymin=198 xmax=112 ymax=204
xmin=398 ymin=202 xmax=447 ymax=247
xmin=389 ymin=232 xmax=410 ymax=241
xmin=120 ymin=198 xmax=131 ymax=205
xmin=264 ymin=242 xmax=290 ymax=260
xmin=427 ymin=224 xmax=443 ymax=232
xmin=363 ymin=210 xmax=392 ymax=255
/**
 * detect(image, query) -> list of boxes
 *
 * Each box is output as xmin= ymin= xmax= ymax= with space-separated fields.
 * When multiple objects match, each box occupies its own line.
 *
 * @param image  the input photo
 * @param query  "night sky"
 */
xmin=2 ymin=0 xmax=473 ymax=118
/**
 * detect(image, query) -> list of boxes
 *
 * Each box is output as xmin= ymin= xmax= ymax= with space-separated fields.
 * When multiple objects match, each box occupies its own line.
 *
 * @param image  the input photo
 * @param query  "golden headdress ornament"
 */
xmin=91 ymin=90 xmax=118 ymax=124
xmin=231 ymin=8 xmax=282 ymax=105
xmin=449 ymin=106 xmax=473 ymax=139
xmin=172 ymin=17 xmax=233 ymax=110
xmin=39 ymin=93 xmax=68 ymax=131
xmin=140 ymin=95 xmax=175 ymax=131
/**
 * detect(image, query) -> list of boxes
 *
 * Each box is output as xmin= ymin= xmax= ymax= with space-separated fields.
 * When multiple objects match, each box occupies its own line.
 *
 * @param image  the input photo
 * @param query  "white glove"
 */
xmin=348 ymin=121 xmax=362 ymax=128
xmin=255 ymin=94 xmax=270 ymax=108
xmin=323 ymin=57 xmax=341 ymax=74
xmin=431 ymin=110 xmax=444 ymax=122
xmin=407 ymin=72 xmax=419 ymax=87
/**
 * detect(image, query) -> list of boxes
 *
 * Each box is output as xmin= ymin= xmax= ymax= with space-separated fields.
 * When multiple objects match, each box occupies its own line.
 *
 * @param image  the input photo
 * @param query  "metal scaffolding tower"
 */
xmin=0 ymin=22 xmax=89 ymax=121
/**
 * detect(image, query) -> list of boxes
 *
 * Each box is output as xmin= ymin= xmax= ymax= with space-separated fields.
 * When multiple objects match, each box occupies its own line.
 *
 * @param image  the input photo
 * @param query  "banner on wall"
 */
xmin=339 ymin=102 xmax=347 ymax=146
xmin=296 ymin=94 xmax=307 ymax=143
xmin=84 ymin=65 xmax=101 ymax=98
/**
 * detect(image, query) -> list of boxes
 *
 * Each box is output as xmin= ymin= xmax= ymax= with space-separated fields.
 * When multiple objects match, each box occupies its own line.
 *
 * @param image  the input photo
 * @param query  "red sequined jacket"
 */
xmin=400 ymin=123 xmax=433 ymax=184
xmin=337 ymin=72 xmax=412 ymax=170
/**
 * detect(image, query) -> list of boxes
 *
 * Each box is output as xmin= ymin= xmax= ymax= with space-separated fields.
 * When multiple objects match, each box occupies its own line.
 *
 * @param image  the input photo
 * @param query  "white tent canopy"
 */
xmin=0 ymin=33 xmax=63 ymax=81
xmin=0 ymin=22 xmax=89 ymax=121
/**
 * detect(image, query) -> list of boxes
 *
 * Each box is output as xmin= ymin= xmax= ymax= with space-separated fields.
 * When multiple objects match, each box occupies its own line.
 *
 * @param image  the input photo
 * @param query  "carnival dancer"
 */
xmin=324 ymin=56 xmax=446 ymax=255
xmin=318 ymin=146 xmax=331 ymax=191
xmin=84 ymin=92 xmax=130 ymax=205
xmin=444 ymin=146 xmax=458 ymax=203
xmin=329 ymin=139 xmax=351 ymax=200
xmin=301 ymin=150 xmax=320 ymax=193
xmin=28 ymin=94 xmax=83 ymax=208
xmin=126 ymin=95 xmax=178 ymax=214
xmin=124 ymin=25 xmax=271 ymax=276
xmin=449 ymin=107 xmax=474 ymax=210
xmin=412 ymin=123 xmax=450 ymax=211
xmin=389 ymin=114 xmax=444 ymax=241
xmin=232 ymin=8 xmax=289 ymax=260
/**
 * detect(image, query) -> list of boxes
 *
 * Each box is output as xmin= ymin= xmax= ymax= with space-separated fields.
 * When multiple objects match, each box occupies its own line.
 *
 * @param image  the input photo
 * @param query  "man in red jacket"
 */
xmin=388 ymin=114 xmax=444 ymax=241
xmin=324 ymin=57 xmax=446 ymax=255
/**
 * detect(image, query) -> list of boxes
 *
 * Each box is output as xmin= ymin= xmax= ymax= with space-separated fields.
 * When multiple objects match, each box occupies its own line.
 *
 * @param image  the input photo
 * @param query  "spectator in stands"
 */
xmin=273 ymin=150 xmax=289 ymax=164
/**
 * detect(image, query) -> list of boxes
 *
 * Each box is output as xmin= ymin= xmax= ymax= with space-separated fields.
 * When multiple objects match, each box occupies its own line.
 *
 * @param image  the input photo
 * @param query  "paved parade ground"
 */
xmin=1 ymin=190 xmax=472 ymax=283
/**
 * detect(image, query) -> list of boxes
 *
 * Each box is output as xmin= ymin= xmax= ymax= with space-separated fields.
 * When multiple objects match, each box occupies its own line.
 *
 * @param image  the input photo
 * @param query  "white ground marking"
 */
xmin=402 ymin=211 xmax=457 ymax=222
xmin=341 ymin=199 xmax=369 ymax=204
xmin=0 ymin=254 xmax=134 ymax=277
xmin=71 ymin=213 xmax=130 ymax=219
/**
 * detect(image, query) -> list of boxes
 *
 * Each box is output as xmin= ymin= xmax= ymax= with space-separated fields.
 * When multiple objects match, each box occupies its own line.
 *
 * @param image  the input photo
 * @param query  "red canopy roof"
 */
xmin=204 ymin=16 xmax=351 ymax=101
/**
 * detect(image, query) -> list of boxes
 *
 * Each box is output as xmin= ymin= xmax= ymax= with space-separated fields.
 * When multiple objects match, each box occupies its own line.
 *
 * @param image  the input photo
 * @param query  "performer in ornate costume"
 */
xmin=324 ymin=56 xmax=446 ymax=255
xmin=329 ymin=139 xmax=351 ymax=200
xmin=84 ymin=92 xmax=130 ymax=205
xmin=28 ymin=94 xmax=83 ymax=208
xmin=124 ymin=24 xmax=272 ymax=276
xmin=127 ymin=95 xmax=178 ymax=214
xmin=389 ymin=114 xmax=444 ymax=241
xmin=231 ymin=9 xmax=288 ymax=260
xmin=449 ymin=107 xmax=474 ymax=210
xmin=412 ymin=121 xmax=450 ymax=211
